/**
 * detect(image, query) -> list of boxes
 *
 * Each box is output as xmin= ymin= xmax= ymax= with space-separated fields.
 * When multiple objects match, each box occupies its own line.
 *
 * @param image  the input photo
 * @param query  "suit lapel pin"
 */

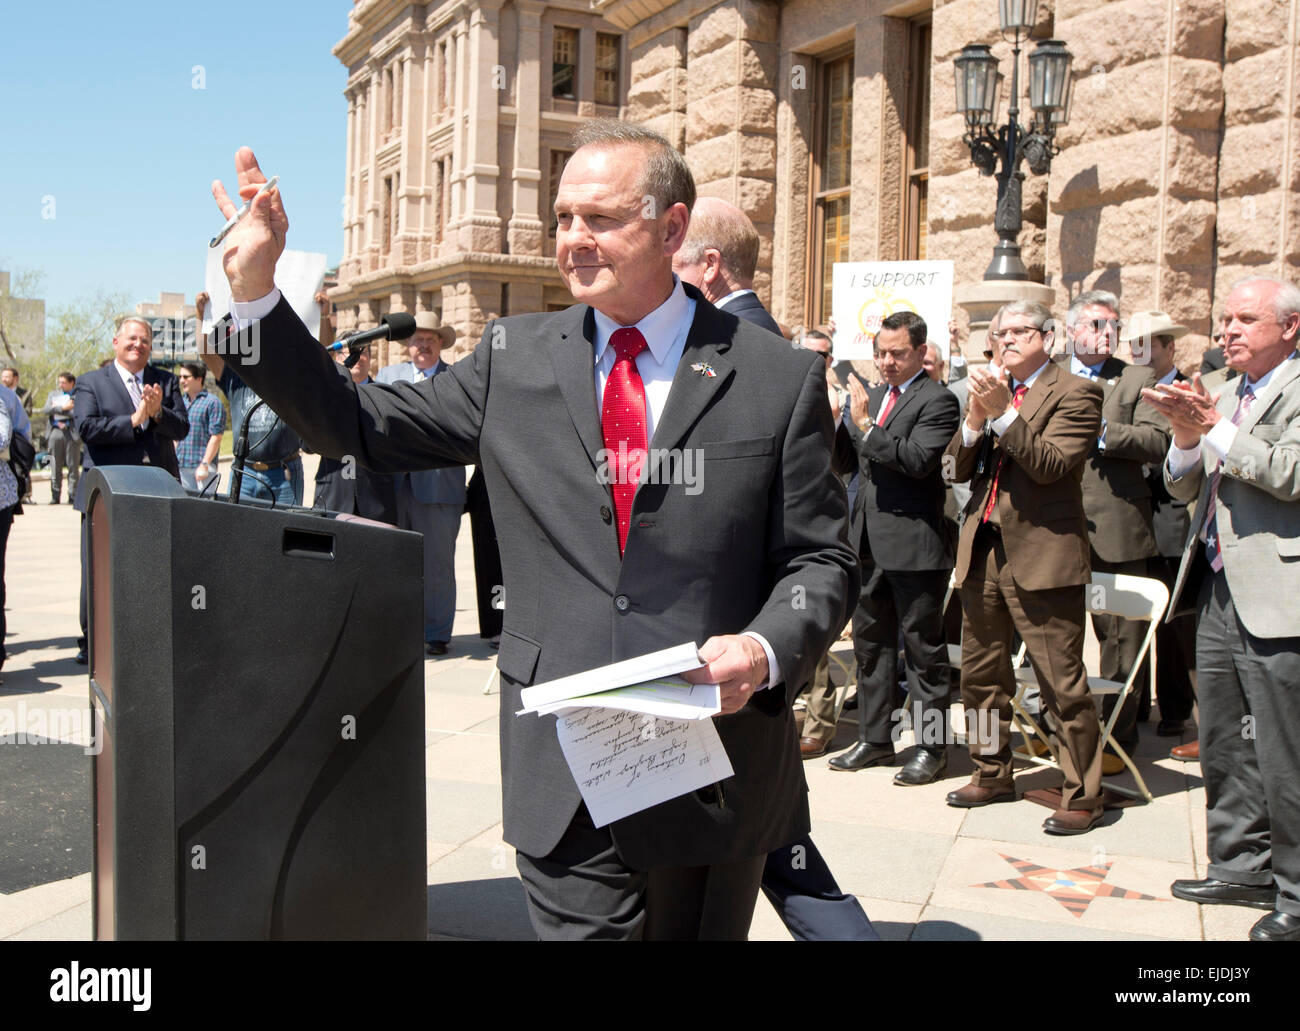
xmin=691 ymin=362 xmax=716 ymax=379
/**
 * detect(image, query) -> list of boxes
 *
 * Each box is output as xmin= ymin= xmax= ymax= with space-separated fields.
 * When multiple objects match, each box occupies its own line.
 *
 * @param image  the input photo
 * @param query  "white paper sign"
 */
xmin=202 ymin=247 xmax=327 ymax=339
xmin=830 ymin=260 xmax=954 ymax=361
xmin=554 ymin=709 xmax=734 ymax=828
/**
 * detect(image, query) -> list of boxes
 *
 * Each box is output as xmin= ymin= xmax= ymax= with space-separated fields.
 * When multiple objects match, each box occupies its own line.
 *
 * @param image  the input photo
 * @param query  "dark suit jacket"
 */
xmin=1059 ymin=356 xmax=1170 ymax=564
xmin=944 ymin=359 xmax=1103 ymax=591
xmin=718 ymin=291 xmax=782 ymax=337
xmin=72 ymin=362 xmax=188 ymax=511
xmin=311 ymin=371 xmax=399 ymax=523
xmin=831 ymin=374 xmax=960 ymax=571
xmin=218 ymin=284 xmax=858 ymax=869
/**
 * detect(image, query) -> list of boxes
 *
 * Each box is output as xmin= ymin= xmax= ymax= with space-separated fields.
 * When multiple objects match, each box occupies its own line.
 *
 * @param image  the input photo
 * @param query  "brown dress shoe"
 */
xmin=1170 ymin=739 xmax=1199 ymax=762
xmin=946 ymin=783 xmax=1017 ymax=808
xmin=799 ymin=735 xmax=831 ymax=759
xmin=1043 ymin=807 xmax=1103 ymax=835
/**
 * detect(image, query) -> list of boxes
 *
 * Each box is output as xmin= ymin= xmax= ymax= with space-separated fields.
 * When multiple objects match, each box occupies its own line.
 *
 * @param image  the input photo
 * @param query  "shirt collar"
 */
xmin=1069 ymin=354 xmax=1105 ymax=380
xmin=114 ymin=360 xmax=143 ymax=385
xmin=889 ymin=369 xmax=927 ymax=394
xmin=1014 ymin=357 xmax=1051 ymax=392
xmin=593 ymin=276 xmax=692 ymax=368
xmin=1157 ymin=367 xmax=1178 ymax=386
xmin=714 ymin=287 xmax=755 ymax=310
xmin=1244 ymin=352 xmax=1295 ymax=395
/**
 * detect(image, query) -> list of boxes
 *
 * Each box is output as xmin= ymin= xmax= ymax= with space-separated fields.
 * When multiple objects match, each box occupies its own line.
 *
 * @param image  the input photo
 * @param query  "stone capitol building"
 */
xmin=330 ymin=0 xmax=1298 ymax=369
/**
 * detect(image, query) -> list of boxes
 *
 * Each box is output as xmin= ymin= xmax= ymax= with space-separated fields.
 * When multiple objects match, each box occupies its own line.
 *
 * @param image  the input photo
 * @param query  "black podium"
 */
xmin=85 ymin=467 xmax=427 ymax=940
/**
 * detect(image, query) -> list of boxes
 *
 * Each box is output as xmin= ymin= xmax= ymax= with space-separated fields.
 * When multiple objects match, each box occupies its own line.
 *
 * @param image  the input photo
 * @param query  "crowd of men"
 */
xmin=7 ymin=120 xmax=1296 ymax=942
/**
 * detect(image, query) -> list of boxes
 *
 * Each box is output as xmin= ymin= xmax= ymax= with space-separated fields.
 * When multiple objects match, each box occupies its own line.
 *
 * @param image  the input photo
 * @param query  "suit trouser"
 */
xmin=1089 ymin=554 xmax=1151 ymax=751
xmin=397 ymin=484 xmax=461 ymax=644
xmin=1197 ymin=567 xmax=1300 ymax=917
xmin=761 ymin=833 xmax=879 ymax=940
xmin=800 ymin=652 xmax=838 ymax=740
xmin=958 ymin=527 xmax=1104 ymax=810
xmin=514 ymin=803 xmax=766 ymax=940
xmin=48 ymin=428 xmax=79 ymax=502
xmin=850 ymin=560 xmax=950 ymax=750
xmin=1149 ymin=555 xmax=1197 ymax=723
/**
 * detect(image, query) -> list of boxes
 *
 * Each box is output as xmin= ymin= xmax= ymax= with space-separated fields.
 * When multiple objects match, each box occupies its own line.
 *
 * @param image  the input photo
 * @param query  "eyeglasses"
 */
xmin=177 ymin=374 xmax=193 ymax=380
xmin=1082 ymin=318 xmax=1121 ymax=335
xmin=989 ymin=325 xmax=1042 ymax=343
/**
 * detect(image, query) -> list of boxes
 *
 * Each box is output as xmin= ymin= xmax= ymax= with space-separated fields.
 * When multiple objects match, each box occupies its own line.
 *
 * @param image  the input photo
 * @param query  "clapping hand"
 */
xmin=1141 ymin=373 xmax=1222 ymax=448
xmin=847 ymin=375 xmax=872 ymax=429
xmin=966 ymin=367 xmax=1012 ymax=427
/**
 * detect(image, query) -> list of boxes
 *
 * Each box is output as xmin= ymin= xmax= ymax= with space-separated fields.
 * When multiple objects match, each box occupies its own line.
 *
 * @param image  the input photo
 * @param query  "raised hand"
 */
xmin=1141 ymin=372 xmax=1222 ymax=448
xmin=211 ymin=147 xmax=288 ymax=302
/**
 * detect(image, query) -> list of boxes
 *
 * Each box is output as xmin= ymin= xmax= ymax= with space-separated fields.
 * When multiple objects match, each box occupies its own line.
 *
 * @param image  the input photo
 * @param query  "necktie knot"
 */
xmin=610 ymin=327 xmax=647 ymax=364
xmin=1013 ymin=384 xmax=1028 ymax=406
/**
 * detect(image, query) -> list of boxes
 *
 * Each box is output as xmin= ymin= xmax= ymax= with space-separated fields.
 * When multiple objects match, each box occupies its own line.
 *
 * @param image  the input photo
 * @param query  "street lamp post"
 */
xmin=954 ymin=0 xmax=1074 ymax=280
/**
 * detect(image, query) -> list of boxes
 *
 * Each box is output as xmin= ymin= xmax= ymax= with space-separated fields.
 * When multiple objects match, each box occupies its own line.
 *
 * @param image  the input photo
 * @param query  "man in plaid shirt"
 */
xmin=174 ymin=361 xmax=226 ymax=491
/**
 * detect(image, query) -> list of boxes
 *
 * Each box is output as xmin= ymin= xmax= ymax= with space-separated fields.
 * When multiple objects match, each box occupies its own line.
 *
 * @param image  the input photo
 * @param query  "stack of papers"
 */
xmin=516 ymin=643 xmax=736 ymax=827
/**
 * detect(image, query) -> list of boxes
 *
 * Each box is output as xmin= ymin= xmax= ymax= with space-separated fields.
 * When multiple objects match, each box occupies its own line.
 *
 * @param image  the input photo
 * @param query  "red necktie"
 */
xmin=877 ymin=386 xmax=901 ymax=425
xmin=981 ymin=383 xmax=1029 ymax=523
xmin=601 ymin=327 xmax=649 ymax=555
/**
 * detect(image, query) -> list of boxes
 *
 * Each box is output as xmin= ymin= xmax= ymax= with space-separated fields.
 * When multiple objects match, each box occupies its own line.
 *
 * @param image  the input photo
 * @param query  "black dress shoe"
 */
xmin=1249 ymin=910 xmax=1300 ymax=941
xmin=1156 ymin=719 xmax=1186 ymax=737
xmin=828 ymin=742 xmax=894 ymax=771
xmin=1170 ymin=877 xmax=1275 ymax=910
xmin=426 ymin=641 xmax=449 ymax=656
xmin=74 ymin=649 xmax=88 ymax=665
xmin=893 ymin=748 xmax=947 ymax=786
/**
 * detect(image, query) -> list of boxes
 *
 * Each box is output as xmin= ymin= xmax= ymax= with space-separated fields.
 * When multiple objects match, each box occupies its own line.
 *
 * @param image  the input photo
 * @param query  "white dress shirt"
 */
xmin=115 ymin=360 xmax=149 ymax=429
xmin=960 ymin=357 xmax=1051 ymax=447
xmin=1166 ymin=354 xmax=1295 ymax=479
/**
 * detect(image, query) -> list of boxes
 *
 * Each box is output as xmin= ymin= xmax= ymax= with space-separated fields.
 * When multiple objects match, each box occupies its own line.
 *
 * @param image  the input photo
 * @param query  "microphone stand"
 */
xmin=228 ymin=398 xmax=268 ymax=505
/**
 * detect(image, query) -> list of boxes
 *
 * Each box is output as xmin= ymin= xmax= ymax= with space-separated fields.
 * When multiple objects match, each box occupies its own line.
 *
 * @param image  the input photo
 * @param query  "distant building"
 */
xmin=332 ymin=0 xmax=628 ymax=364
xmin=0 ymin=269 xmax=47 ymax=365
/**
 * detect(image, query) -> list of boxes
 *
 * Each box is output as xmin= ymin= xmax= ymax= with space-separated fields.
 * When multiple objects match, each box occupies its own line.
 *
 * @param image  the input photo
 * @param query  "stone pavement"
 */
xmin=0 ymin=459 xmax=1257 ymax=941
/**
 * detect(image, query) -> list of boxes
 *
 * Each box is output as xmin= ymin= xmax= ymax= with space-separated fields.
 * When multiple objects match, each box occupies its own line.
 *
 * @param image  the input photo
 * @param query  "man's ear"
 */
xmin=661 ymin=201 xmax=690 ymax=254
xmin=702 ymin=248 xmax=724 ymax=287
xmin=1281 ymin=312 xmax=1300 ymax=345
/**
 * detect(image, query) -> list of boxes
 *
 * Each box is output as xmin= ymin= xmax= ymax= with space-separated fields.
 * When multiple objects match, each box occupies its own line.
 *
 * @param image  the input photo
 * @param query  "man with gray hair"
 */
xmin=207 ymin=124 xmax=856 ymax=940
xmin=1146 ymin=276 xmax=1300 ymax=940
xmin=672 ymin=196 xmax=781 ymax=336
xmin=1060 ymin=289 xmax=1170 ymax=769
xmin=942 ymin=299 xmax=1105 ymax=833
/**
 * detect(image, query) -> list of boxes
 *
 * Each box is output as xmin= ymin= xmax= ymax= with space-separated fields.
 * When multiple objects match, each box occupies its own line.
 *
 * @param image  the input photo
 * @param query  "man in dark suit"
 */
xmin=942 ymin=300 xmax=1106 ymax=834
xmin=1059 ymin=290 xmax=1170 ymax=766
xmin=680 ymin=205 xmax=876 ymax=940
xmin=672 ymin=196 xmax=783 ymax=337
xmin=312 ymin=344 xmax=398 ymax=525
xmin=1125 ymin=311 xmax=1198 ymax=746
xmin=828 ymin=311 xmax=960 ymax=785
xmin=375 ymin=312 xmax=465 ymax=655
xmin=208 ymin=127 xmax=857 ymax=940
xmin=72 ymin=315 xmax=188 ymax=662
xmin=1146 ymin=276 xmax=1300 ymax=941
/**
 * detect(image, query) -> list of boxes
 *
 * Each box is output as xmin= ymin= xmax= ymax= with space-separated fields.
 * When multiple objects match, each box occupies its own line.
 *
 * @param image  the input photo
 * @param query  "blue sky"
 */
xmin=0 ymin=2 xmax=351 ymax=315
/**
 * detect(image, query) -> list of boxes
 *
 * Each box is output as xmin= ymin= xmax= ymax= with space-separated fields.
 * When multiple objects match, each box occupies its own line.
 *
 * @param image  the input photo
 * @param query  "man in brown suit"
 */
xmin=1059 ymin=291 xmax=1171 ymax=763
xmin=943 ymin=300 xmax=1106 ymax=834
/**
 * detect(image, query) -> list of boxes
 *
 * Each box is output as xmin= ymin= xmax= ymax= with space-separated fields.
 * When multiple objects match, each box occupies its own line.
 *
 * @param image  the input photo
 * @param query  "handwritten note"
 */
xmin=554 ymin=708 xmax=735 ymax=828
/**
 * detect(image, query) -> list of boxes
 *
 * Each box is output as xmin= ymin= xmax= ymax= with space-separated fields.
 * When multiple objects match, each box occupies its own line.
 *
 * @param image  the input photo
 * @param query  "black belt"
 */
xmin=247 ymin=450 xmax=301 ymax=471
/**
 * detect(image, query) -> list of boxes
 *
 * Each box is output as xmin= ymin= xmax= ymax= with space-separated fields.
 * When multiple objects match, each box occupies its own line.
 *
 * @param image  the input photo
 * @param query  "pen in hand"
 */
xmin=209 ymin=175 xmax=279 ymax=247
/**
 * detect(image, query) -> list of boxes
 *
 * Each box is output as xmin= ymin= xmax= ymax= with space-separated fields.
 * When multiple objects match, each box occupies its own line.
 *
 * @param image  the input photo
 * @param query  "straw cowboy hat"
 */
xmin=1121 ymin=310 xmax=1189 ymax=343
xmin=412 ymin=311 xmax=456 ymax=348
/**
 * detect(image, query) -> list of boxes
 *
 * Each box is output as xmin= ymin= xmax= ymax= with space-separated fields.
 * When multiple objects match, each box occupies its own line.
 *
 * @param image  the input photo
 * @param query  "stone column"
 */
xmin=449 ymin=19 xmax=468 ymax=238
xmin=343 ymin=92 xmax=358 ymax=266
xmin=509 ymin=0 xmax=545 ymax=255
xmin=366 ymin=59 xmax=382 ymax=271
xmin=683 ymin=0 xmax=781 ymax=299
xmin=460 ymin=0 xmax=505 ymax=253
xmin=1217 ymin=0 xmax=1298 ymax=302
xmin=578 ymin=23 xmax=598 ymax=117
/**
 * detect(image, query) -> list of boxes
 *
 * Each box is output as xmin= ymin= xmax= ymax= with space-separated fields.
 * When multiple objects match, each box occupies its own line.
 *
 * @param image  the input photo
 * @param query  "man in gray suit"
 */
xmin=376 ymin=313 xmax=466 ymax=656
xmin=209 ymin=126 xmax=856 ymax=939
xmin=672 ymin=196 xmax=782 ymax=337
xmin=1146 ymin=276 xmax=1300 ymax=941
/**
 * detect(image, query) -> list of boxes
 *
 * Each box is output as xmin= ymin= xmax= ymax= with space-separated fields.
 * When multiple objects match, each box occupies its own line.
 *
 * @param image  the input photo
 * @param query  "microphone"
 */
xmin=339 ymin=313 xmax=418 ymax=368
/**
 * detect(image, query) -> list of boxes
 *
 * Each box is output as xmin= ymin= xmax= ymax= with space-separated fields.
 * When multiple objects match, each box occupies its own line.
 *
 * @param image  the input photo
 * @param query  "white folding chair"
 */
xmin=1008 ymin=572 xmax=1168 ymax=802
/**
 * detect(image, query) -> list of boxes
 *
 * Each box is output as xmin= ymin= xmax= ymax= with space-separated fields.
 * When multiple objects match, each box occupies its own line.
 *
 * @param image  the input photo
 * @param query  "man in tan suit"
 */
xmin=1060 ymin=290 xmax=1170 ymax=763
xmin=1146 ymin=276 xmax=1300 ymax=941
xmin=943 ymin=300 xmax=1105 ymax=834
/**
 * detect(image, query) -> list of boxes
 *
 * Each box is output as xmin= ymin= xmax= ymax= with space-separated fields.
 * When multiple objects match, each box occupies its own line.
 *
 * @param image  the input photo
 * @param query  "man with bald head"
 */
xmin=673 ymin=196 xmax=781 ymax=336
xmin=1146 ymin=276 xmax=1300 ymax=941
